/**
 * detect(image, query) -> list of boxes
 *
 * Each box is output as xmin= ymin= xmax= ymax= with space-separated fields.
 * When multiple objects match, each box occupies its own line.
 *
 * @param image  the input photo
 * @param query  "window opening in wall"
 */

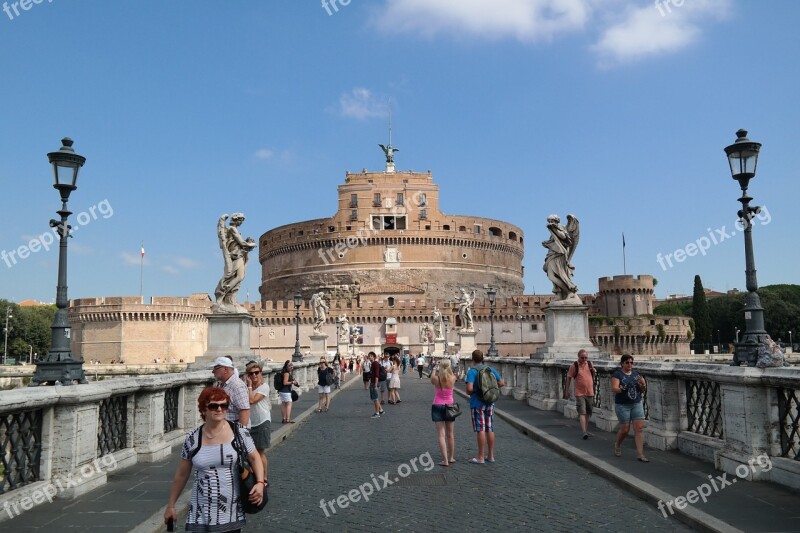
xmin=474 ymin=225 xmax=481 ymax=234
xmin=443 ymin=224 xmax=450 ymax=230
xmin=396 ymin=193 xmax=404 ymax=206
xmin=372 ymin=215 xmax=407 ymax=230
xmin=328 ymin=226 xmax=336 ymax=232
xmin=373 ymin=193 xmax=382 ymax=207
xmin=419 ymin=209 xmax=427 ymax=220
xmin=345 ymin=225 xmax=351 ymax=231
xmin=350 ymin=209 xmax=358 ymax=221
xmin=350 ymin=194 xmax=358 ymax=208
xmin=387 ymin=297 xmax=395 ymax=307
xmin=530 ymin=324 xmax=538 ymax=331
xmin=425 ymin=225 xmax=431 ymax=230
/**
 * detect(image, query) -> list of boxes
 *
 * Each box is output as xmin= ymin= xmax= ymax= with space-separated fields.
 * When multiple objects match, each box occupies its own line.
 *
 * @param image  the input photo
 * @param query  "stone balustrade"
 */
xmin=0 ymin=360 xmax=319 ymax=520
xmin=474 ymin=356 xmax=800 ymax=491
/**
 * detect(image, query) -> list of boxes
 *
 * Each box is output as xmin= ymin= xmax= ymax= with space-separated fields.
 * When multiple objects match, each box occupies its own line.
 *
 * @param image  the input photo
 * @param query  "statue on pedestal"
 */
xmin=432 ymin=306 xmax=444 ymax=339
xmin=213 ymin=213 xmax=256 ymax=313
xmin=420 ymin=322 xmax=432 ymax=344
xmin=542 ymin=214 xmax=581 ymax=303
xmin=311 ymin=292 xmax=329 ymax=334
xmin=456 ymin=289 xmax=476 ymax=332
xmin=338 ymin=314 xmax=350 ymax=343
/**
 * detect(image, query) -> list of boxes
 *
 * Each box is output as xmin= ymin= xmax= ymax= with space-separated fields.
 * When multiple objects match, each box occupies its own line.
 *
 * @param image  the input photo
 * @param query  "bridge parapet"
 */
xmin=0 ymin=360 xmax=320 ymax=521
xmin=452 ymin=356 xmax=800 ymax=492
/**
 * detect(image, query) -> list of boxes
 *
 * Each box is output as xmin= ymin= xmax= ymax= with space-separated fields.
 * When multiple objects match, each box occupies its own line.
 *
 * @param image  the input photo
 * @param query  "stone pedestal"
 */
xmin=458 ymin=331 xmax=477 ymax=355
xmin=533 ymin=303 xmax=601 ymax=359
xmin=433 ymin=339 xmax=445 ymax=356
xmin=193 ymin=312 xmax=254 ymax=370
xmin=337 ymin=342 xmax=349 ymax=357
xmin=310 ymin=334 xmax=328 ymax=359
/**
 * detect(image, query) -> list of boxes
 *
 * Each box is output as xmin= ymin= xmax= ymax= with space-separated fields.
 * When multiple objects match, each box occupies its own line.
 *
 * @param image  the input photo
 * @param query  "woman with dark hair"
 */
xmin=164 ymin=387 xmax=265 ymax=531
xmin=279 ymin=360 xmax=299 ymax=423
xmin=611 ymin=354 xmax=648 ymax=462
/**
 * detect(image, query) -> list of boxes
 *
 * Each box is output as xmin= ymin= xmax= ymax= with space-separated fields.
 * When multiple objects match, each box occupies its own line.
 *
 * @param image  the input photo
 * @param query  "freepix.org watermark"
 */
xmin=318 ymin=190 xmax=427 ymax=266
xmin=655 ymin=206 xmax=771 ymax=272
xmin=2 ymin=0 xmax=53 ymax=22
xmin=321 ymin=0 xmax=352 ymax=16
xmin=657 ymin=454 xmax=772 ymax=518
xmin=3 ymin=454 xmax=117 ymax=518
xmin=655 ymin=0 xmax=686 ymax=17
xmin=319 ymin=451 xmax=434 ymax=517
xmin=1 ymin=199 xmax=113 ymax=269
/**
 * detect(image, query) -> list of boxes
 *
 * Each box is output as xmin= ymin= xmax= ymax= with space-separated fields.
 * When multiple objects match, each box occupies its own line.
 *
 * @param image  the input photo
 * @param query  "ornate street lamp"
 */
xmin=443 ymin=316 xmax=449 ymax=355
xmin=292 ymin=292 xmax=303 ymax=362
xmin=487 ymin=287 xmax=498 ymax=357
xmin=31 ymin=138 xmax=88 ymax=385
xmin=3 ymin=307 xmax=11 ymax=365
xmin=724 ymin=130 xmax=767 ymax=366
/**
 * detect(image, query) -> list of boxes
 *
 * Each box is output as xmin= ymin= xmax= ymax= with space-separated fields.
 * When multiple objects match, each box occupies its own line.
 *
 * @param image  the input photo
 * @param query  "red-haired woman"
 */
xmin=164 ymin=387 xmax=265 ymax=531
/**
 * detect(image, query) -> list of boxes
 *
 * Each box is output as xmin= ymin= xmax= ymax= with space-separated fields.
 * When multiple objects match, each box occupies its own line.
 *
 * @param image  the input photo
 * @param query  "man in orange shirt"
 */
xmin=564 ymin=349 xmax=596 ymax=440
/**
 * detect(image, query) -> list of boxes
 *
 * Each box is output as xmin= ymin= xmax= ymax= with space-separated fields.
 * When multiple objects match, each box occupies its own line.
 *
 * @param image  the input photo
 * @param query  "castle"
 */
xmin=68 ymin=162 xmax=690 ymax=362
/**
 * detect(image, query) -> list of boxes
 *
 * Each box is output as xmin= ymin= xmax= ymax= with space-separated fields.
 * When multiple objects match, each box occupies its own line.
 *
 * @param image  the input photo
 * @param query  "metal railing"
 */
xmin=164 ymin=387 xmax=180 ymax=433
xmin=98 ymin=395 xmax=129 ymax=457
xmin=777 ymin=387 xmax=799 ymax=460
xmin=685 ymin=379 xmax=723 ymax=439
xmin=0 ymin=408 xmax=42 ymax=494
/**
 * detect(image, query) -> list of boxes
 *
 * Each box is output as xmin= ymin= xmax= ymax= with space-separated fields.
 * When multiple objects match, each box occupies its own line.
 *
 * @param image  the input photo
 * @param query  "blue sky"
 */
xmin=1 ymin=0 xmax=798 ymax=305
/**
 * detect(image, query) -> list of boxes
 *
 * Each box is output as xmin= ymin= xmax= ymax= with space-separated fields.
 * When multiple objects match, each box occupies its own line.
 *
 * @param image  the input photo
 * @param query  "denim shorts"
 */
xmin=614 ymin=401 xmax=645 ymax=424
xmin=431 ymin=404 xmax=447 ymax=422
xmin=369 ymin=383 xmax=379 ymax=401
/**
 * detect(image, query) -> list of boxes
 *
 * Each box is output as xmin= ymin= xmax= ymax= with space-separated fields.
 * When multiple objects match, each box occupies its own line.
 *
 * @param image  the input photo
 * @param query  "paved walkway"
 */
xmin=3 ymin=368 xmax=799 ymax=532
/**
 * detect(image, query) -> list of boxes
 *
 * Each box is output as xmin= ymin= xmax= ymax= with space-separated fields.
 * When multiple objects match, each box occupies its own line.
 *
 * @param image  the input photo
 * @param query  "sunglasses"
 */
xmin=247 ymin=370 xmax=262 ymax=376
xmin=207 ymin=403 xmax=229 ymax=411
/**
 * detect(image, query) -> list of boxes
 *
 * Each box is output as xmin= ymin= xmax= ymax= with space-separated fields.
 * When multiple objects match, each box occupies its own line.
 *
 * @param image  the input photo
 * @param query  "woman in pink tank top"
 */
xmin=430 ymin=359 xmax=458 ymax=466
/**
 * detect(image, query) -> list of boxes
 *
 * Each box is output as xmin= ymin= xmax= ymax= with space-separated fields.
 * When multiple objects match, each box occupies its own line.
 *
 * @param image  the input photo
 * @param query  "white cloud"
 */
xmin=254 ymin=148 xmax=274 ymax=160
xmin=374 ymin=0 xmax=591 ymax=42
xmin=371 ymin=0 xmax=731 ymax=67
xmin=121 ymin=251 xmax=147 ymax=266
xmin=592 ymin=0 xmax=731 ymax=66
xmin=174 ymin=257 xmax=201 ymax=269
xmin=161 ymin=265 xmax=179 ymax=274
xmin=337 ymin=88 xmax=388 ymax=120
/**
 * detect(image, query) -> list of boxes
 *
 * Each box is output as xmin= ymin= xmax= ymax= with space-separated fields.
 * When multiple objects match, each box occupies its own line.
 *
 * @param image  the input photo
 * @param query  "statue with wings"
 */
xmin=542 ymin=214 xmax=581 ymax=302
xmin=379 ymin=143 xmax=398 ymax=164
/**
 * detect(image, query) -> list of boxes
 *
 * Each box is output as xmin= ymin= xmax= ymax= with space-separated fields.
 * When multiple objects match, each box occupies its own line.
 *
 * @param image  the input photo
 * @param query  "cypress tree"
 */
xmin=692 ymin=275 xmax=712 ymax=349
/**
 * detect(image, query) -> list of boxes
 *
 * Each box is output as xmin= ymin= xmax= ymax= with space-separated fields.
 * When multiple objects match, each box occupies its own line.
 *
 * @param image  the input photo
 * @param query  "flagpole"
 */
xmin=622 ymin=233 xmax=627 ymax=275
xmin=140 ymin=242 xmax=144 ymax=297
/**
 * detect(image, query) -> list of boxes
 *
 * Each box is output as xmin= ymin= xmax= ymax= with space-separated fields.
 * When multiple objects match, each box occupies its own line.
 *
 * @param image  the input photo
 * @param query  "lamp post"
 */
xmin=292 ymin=292 xmax=303 ymax=362
xmin=31 ymin=138 xmax=88 ymax=385
xmin=516 ymin=308 xmax=524 ymax=357
xmin=3 ymin=307 xmax=11 ymax=365
xmin=487 ymin=287 xmax=498 ymax=357
xmin=735 ymin=327 xmax=740 ymax=343
xmin=716 ymin=329 xmax=721 ymax=353
xmin=443 ymin=316 xmax=449 ymax=355
xmin=724 ymin=130 xmax=767 ymax=366
xmin=789 ymin=331 xmax=793 ymax=350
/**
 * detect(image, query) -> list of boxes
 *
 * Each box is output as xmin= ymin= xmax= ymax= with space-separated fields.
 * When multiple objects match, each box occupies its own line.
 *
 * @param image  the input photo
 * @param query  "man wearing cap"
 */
xmin=210 ymin=356 xmax=251 ymax=427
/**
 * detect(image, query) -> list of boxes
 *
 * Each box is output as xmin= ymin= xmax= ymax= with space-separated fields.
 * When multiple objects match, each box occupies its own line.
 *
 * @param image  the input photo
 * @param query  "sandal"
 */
xmin=468 ymin=458 xmax=485 ymax=465
xmin=438 ymin=461 xmax=450 ymax=467
xmin=316 ymin=409 xmax=322 ymax=413
xmin=638 ymin=456 xmax=650 ymax=463
xmin=614 ymin=445 xmax=622 ymax=457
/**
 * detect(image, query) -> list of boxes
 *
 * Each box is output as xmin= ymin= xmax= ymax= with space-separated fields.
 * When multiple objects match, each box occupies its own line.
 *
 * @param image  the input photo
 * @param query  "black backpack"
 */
xmin=379 ymin=364 xmax=387 ymax=382
xmin=274 ymin=370 xmax=284 ymax=390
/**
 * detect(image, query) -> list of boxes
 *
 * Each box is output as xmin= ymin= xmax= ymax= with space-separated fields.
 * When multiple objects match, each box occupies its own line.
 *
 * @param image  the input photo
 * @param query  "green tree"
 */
xmin=692 ymin=275 xmax=712 ymax=349
xmin=0 ymin=299 xmax=56 ymax=363
xmin=653 ymin=303 xmax=687 ymax=316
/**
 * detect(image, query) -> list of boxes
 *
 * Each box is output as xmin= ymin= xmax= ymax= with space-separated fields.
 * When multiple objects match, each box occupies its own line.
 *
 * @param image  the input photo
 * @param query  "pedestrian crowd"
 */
xmin=165 ymin=345 xmax=647 ymax=530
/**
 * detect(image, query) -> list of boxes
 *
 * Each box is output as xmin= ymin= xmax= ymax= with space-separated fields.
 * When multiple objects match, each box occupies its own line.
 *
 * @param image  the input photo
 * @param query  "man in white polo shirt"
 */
xmin=210 ymin=356 xmax=250 ymax=427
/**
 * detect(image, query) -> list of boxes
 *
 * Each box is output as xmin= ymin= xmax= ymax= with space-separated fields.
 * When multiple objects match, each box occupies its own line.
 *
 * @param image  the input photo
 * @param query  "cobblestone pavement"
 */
xmin=244 ymin=373 xmax=691 ymax=532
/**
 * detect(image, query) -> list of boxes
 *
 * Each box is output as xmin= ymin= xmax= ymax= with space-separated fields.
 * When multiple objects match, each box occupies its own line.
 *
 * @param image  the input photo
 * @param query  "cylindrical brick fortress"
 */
xmin=258 ymin=170 xmax=524 ymax=302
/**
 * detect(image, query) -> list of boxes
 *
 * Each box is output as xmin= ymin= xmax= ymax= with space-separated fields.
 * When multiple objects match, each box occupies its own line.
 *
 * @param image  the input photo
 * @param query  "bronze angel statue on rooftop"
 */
xmin=542 ymin=214 xmax=581 ymax=303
